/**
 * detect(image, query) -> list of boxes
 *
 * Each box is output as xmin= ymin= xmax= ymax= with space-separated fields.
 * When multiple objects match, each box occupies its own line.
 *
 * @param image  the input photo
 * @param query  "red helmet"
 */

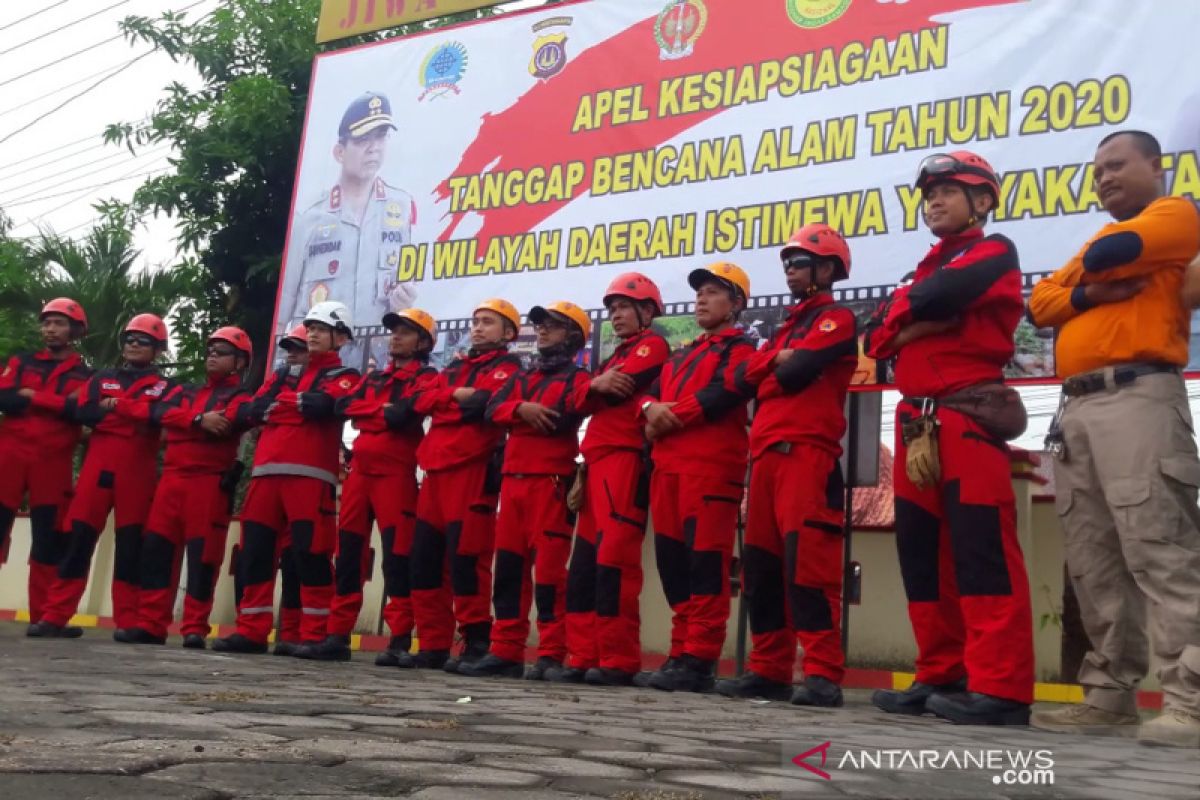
xmin=781 ymin=223 xmax=851 ymax=281
xmin=208 ymin=326 xmax=252 ymax=357
xmin=124 ymin=313 xmax=168 ymax=344
xmin=279 ymin=323 xmax=308 ymax=352
xmin=602 ymin=272 xmax=664 ymax=317
xmin=915 ymin=150 xmax=1000 ymax=201
xmin=40 ymin=297 xmax=87 ymax=332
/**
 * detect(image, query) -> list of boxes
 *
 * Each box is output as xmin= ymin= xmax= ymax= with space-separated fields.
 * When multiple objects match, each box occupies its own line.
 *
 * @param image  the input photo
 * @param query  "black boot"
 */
xmin=295 ymin=634 xmax=352 ymax=662
xmin=584 ymin=667 xmax=635 ymax=687
xmin=26 ymin=621 xmax=83 ymax=638
xmin=114 ymin=627 xmax=166 ymax=645
xmin=272 ymin=640 xmax=302 ymax=657
xmin=633 ymin=657 xmax=678 ymax=688
xmin=542 ymin=664 xmax=587 ymax=683
xmin=715 ymin=671 xmax=793 ymax=701
xmin=790 ymin=675 xmax=843 ymax=707
xmin=411 ymin=649 xmax=450 ymax=670
xmin=182 ymin=634 xmax=206 ymax=649
xmin=872 ymin=677 xmax=967 ymax=716
xmin=445 ymin=621 xmax=490 ymax=674
xmin=212 ymin=634 xmax=269 ymax=654
xmin=458 ymin=652 xmax=524 ymax=678
xmin=926 ymin=691 xmax=1031 ymax=726
xmin=374 ymin=635 xmax=412 ymax=667
xmin=648 ymin=654 xmax=715 ymax=693
xmin=525 ymin=656 xmax=561 ymax=681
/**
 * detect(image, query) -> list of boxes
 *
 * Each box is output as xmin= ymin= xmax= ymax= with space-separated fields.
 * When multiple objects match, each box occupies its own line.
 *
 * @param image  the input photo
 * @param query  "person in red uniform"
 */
xmin=214 ymin=301 xmax=360 ymax=654
xmin=459 ymin=301 xmax=593 ymax=680
xmin=31 ymin=314 xmax=176 ymax=638
xmin=714 ymin=224 xmax=858 ymax=706
xmin=407 ymin=299 xmax=523 ymax=672
xmin=638 ymin=263 xmax=755 ymax=693
xmin=296 ymin=308 xmax=439 ymax=663
xmin=547 ymin=273 xmax=670 ymax=686
xmin=0 ymin=299 xmax=92 ymax=633
xmin=864 ymin=151 xmax=1034 ymax=725
xmin=110 ymin=327 xmax=253 ymax=647
xmin=270 ymin=323 xmax=310 ymax=656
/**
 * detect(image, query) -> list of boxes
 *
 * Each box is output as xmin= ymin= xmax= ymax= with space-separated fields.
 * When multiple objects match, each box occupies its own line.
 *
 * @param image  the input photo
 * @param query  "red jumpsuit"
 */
xmin=328 ymin=360 xmax=437 ymax=639
xmin=115 ymin=376 xmax=251 ymax=639
xmin=486 ymin=354 xmax=590 ymax=664
xmin=232 ymin=351 xmax=360 ymax=644
xmin=565 ymin=329 xmax=669 ymax=674
xmin=410 ymin=347 xmax=522 ymax=652
xmin=643 ymin=328 xmax=754 ymax=663
xmin=0 ymin=351 xmax=91 ymax=620
xmin=864 ymin=229 xmax=1034 ymax=704
xmin=41 ymin=366 xmax=176 ymax=628
xmin=737 ymin=295 xmax=857 ymax=684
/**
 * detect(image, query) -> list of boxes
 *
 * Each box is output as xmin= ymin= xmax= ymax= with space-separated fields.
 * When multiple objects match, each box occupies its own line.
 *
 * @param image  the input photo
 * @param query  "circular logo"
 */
xmin=786 ymin=0 xmax=852 ymax=29
xmin=655 ymin=0 xmax=707 ymax=61
xmin=328 ymin=259 xmax=340 ymax=276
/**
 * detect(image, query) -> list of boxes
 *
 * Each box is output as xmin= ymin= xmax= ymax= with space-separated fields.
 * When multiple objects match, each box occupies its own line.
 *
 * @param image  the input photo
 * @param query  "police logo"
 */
xmin=339 ymin=377 xmax=354 ymax=390
xmin=635 ymin=345 xmax=650 ymax=357
xmin=492 ymin=370 xmax=509 ymax=381
xmin=655 ymin=0 xmax=707 ymax=61
xmin=819 ymin=318 xmax=838 ymax=333
xmin=328 ymin=259 xmax=340 ymax=276
xmin=529 ymin=17 xmax=571 ymax=80
xmin=384 ymin=201 xmax=406 ymax=229
xmin=786 ymin=0 xmax=851 ymax=29
xmin=368 ymin=95 xmax=383 ymax=113
xmin=419 ymin=41 xmax=468 ymax=101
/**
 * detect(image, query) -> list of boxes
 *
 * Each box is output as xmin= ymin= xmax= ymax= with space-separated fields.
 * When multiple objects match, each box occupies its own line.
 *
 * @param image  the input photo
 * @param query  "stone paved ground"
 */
xmin=0 ymin=622 xmax=1195 ymax=799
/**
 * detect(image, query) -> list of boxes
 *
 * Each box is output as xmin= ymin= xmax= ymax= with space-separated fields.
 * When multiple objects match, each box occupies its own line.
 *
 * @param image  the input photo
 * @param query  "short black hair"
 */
xmin=1098 ymin=130 xmax=1161 ymax=159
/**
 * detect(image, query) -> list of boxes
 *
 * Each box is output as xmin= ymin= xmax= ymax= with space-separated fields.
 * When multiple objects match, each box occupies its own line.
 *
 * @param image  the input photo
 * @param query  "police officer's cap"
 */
xmin=338 ymin=91 xmax=397 ymax=140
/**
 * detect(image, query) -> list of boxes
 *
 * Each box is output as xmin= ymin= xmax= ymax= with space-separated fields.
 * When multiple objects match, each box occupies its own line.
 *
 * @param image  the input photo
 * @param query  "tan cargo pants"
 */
xmin=1054 ymin=370 xmax=1200 ymax=716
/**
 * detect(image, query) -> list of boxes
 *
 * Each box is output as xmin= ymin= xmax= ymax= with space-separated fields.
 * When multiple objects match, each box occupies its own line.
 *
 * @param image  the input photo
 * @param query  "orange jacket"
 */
xmin=1028 ymin=196 xmax=1200 ymax=377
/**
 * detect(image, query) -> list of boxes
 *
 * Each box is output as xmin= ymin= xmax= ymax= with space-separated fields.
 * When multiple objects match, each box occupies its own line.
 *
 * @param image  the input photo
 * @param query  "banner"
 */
xmin=278 ymin=0 xmax=1200 ymax=379
xmin=316 ymin=0 xmax=508 ymax=43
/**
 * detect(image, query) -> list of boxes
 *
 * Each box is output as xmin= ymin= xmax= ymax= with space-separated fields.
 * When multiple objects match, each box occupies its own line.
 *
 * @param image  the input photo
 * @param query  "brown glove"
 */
xmin=566 ymin=463 xmax=586 ymax=513
xmin=902 ymin=416 xmax=941 ymax=490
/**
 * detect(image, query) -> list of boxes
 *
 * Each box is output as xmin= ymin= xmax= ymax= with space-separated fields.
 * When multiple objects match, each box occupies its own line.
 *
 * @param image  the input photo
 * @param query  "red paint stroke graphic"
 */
xmin=435 ymin=0 xmax=1018 ymax=251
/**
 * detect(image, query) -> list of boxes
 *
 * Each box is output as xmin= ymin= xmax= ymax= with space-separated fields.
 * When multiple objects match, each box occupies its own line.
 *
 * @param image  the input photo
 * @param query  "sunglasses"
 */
xmin=915 ymin=153 xmax=994 ymax=187
xmin=122 ymin=333 xmax=157 ymax=348
xmin=207 ymin=345 xmax=239 ymax=358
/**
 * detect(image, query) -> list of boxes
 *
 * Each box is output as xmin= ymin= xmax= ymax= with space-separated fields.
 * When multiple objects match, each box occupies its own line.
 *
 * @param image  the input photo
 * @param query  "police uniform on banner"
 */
xmin=279 ymin=92 xmax=417 ymax=333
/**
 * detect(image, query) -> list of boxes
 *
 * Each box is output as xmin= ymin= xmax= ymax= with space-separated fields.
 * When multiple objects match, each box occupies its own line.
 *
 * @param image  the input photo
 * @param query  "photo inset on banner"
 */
xmin=277 ymin=91 xmax=418 ymax=336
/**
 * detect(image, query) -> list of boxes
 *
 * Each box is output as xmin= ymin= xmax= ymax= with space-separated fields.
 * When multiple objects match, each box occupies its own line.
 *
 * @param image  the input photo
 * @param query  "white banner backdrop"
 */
xmin=273 ymin=0 xmax=1200 ymax=338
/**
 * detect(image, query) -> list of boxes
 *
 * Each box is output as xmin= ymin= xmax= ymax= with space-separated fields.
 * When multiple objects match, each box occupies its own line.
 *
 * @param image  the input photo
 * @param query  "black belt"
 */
xmin=766 ymin=441 xmax=793 ymax=454
xmin=1062 ymin=362 xmax=1178 ymax=398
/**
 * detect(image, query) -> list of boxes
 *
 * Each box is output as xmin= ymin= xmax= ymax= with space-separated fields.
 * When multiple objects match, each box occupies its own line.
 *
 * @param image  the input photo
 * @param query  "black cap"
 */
xmin=338 ymin=91 xmax=397 ymax=140
xmin=279 ymin=336 xmax=306 ymax=353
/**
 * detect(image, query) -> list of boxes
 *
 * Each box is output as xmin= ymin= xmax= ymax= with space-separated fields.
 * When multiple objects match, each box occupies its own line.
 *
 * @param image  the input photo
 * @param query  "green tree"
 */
xmin=107 ymin=0 xmax=505 ymax=384
xmin=0 ymin=207 xmax=188 ymax=369
xmin=0 ymin=211 xmax=41 ymax=357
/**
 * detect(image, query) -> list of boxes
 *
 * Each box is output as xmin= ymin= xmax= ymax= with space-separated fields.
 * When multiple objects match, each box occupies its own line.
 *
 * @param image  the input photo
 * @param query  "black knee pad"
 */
xmin=185 ymin=538 xmax=217 ymax=602
xmin=295 ymin=550 xmax=333 ymax=588
xmin=492 ymin=549 xmax=524 ymax=620
xmin=690 ymin=549 xmax=724 ymax=597
xmin=895 ymin=498 xmax=942 ymax=603
xmin=944 ymin=480 xmax=1012 ymax=597
xmin=789 ymin=583 xmax=833 ymax=632
xmin=654 ymin=533 xmax=690 ymax=607
xmin=334 ymin=531 xmax=365 ymax=596
xmin=565 ymin=537 xmax=596 ymax=614
xmin=240 ymin=521 xmax=279 ymax=585
xmin=741 ymin=543 xmax=786 ymax=634
xmin=382 ymin=553 xmax=409 ymax=598
xmin=112 ymin=525 xmax=143 ymax=584
xmin=139 ymin=532 xmax=177 ymax=591
xmin=534 ymin=583 xmax=557 ymax=623
xmin=28 ymin=509 xmax=63 ymax=566
xmin=595 ymin=564 xmax=622 ymax=617
xmin=410 ymin=519 xmax=445 ymax=591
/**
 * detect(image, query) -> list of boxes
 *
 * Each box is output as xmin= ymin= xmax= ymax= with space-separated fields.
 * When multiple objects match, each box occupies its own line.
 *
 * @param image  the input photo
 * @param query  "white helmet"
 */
xmin=304 ymin=301 xmax=354 ymax=340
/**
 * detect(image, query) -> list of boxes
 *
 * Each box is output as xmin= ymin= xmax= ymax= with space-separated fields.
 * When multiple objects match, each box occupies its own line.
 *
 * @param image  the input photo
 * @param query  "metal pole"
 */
xmin=841 ymin=393 xmax=860 ymax=655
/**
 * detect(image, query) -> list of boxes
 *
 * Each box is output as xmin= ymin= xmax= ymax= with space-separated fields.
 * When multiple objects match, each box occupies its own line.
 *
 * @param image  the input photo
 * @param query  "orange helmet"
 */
xmin=781 ymin=223 xmax=851 ymax=281
xmin=124 ymin=313 xmax=168 ymax=344
xmin=208 ymin=326 xmax=252 ymax=357
xmin=688 ymin=261 xmax=751 ymax=301
xmin=40 ymin=297 xmax=88 ymax=332
xmin=529 ymin=300 xmax=592 ymax=340
xmin=602 ymin=272 xmax=664 ymax=317
xmin=473 ymin=298 xmax=521 ymax=332
xmin=915 ymin=150 xmax=1000 ymax=201
xmin=383 ymin=307 xmax=438 ymax=347
xmin=279 ymin=323 xmax=307 ymax=352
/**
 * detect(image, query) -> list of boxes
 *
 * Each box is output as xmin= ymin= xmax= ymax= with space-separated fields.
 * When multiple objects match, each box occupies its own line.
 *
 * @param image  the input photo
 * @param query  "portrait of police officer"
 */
xmin=278 ymin=90 xmax=419 ymax=336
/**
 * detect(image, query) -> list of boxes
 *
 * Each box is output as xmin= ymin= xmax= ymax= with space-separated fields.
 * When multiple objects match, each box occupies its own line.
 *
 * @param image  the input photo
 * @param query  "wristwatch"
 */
xmin=640 ymin=400 xmax=654 ymax=415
